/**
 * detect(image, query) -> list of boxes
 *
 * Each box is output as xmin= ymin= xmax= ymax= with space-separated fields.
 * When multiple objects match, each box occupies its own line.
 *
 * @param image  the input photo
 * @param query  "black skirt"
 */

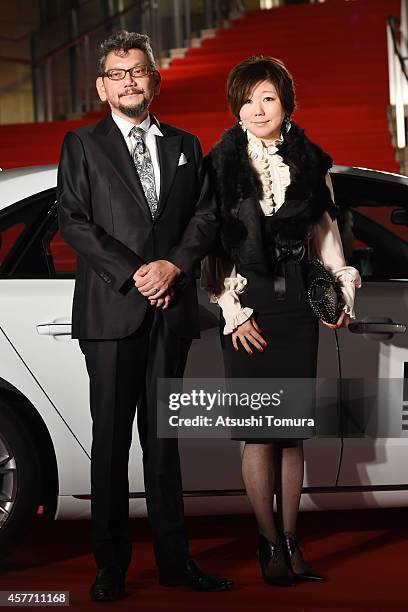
xmin=220 ymin=260 xmax=318 ymax=440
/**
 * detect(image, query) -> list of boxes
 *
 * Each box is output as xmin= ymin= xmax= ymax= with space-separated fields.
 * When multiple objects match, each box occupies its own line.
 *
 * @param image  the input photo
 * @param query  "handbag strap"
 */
xmin=334 ymin=329 xmax=344 ymax=486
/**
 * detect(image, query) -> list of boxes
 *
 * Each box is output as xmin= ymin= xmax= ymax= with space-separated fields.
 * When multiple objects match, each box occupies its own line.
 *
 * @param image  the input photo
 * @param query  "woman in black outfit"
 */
xmin=202 ymin=56 xmax=361 ymax=586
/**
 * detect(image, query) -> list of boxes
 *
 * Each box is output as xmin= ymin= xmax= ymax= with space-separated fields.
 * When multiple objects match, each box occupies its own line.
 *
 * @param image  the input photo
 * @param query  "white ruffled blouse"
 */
xmin=205 ymin=128 xmax=362 ymax=334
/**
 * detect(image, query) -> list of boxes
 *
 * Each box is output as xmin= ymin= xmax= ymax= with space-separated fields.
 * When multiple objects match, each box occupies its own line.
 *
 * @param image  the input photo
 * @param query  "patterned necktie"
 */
xmin=130 ymin=126 xmax=158 ymax=218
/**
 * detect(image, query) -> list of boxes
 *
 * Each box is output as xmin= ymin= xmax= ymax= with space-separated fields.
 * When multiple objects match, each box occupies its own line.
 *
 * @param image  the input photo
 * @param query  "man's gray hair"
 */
xmin=98 ymin=30 xmax=156 ymax=74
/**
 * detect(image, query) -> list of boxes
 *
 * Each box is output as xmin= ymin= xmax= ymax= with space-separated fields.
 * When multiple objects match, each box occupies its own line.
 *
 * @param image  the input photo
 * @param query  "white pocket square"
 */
xmin=178 ymin=153 xmax=188 ymax=166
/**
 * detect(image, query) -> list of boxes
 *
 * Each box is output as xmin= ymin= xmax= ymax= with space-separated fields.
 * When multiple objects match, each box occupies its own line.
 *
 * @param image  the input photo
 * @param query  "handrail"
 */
xmin=0 ymin=1 xmax=143 ymax=67
xmin=0 ymin=56 xmax=33 ymax=65
xmin=0 ymin=32 xmax=32 ymax=43
xmin=36 ymin=2 xmax=147 ymax=66
xmin=388 ymin=16 xmax=408 ymax=83
xmin=387 ymin=12 xmax=408 ymax=148
xmin=0 ymin=0 xmax=98 ymax=44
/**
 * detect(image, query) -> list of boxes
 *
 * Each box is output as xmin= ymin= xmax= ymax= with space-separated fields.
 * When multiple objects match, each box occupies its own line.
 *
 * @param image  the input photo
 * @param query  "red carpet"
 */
xmin=0 ymin=0 xmax=400 ymax=172
xmin=0 ymin=510 xmax=407 ymax=610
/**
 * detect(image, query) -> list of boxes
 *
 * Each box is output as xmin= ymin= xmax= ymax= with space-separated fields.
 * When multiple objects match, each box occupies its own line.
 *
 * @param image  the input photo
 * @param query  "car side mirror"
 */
xmin=391 ymin=207 xmax=408 ymax=226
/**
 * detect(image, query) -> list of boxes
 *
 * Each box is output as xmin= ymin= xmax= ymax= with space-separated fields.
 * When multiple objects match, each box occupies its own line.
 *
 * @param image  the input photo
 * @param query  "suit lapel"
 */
xmin=93 ymin=116 xmax=152 ymax=220
xmin=155 ymin=129 xmax=182 ymax=219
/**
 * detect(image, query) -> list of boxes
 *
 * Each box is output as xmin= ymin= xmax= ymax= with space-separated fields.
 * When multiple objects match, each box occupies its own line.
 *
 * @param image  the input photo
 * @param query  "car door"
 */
xmin=0 ymin=192 xmax=146 ymax=496
xmin=329 ymin=167 xmax=408 ymax=492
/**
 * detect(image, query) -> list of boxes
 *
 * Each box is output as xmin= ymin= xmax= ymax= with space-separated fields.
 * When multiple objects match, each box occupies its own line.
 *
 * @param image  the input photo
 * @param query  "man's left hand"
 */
xmin=149 ymin=288 xmax=174 ymax=310
xmin=134 ymin=260 xmax=181 ymax=298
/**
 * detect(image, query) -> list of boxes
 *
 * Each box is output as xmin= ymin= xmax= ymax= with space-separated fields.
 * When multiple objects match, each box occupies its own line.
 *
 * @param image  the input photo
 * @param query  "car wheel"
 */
xmin=0 ymin=402 xmax=42 ymax=559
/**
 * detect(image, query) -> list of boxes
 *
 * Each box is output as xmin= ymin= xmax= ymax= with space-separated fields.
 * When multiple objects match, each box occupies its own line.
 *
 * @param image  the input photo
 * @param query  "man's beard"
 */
xmin=118 ymin=95 xmax=151 ymax=118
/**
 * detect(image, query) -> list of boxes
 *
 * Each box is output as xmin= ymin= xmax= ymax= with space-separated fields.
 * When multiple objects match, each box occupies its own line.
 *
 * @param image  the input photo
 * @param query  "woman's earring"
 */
xmin=283 ymin=117 xmax=292 ymax=133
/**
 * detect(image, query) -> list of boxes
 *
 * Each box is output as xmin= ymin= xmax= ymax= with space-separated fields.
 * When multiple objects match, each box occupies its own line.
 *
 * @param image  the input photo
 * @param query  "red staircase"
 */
xmin=0 ymin=0 xmax=400 ymax=172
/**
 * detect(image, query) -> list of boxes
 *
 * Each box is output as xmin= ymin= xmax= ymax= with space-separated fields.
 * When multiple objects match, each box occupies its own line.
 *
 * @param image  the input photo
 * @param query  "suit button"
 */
xmin=100 ymin=272 xmax=112 ymax=284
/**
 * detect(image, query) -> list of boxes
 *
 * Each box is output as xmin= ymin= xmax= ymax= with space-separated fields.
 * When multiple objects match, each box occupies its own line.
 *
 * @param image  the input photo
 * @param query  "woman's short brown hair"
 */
xmin=226 ymin=56 xmax=296 ymax=118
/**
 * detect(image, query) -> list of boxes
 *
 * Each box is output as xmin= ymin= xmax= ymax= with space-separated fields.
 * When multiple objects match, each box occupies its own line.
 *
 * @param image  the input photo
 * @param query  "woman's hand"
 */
xmin=320 ymin=310 xmax=349 ymax=330
xmin=231 ymin=317 xmax=267 ymax=355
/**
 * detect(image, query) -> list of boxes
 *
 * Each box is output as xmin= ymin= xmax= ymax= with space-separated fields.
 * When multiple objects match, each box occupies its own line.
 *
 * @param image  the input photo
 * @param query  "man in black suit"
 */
xmin=57 ymin=30 xmax=231 ymax=602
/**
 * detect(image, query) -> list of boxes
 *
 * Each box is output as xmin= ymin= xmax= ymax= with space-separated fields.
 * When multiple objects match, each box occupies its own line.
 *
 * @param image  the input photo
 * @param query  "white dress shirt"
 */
xmin=111 ymin=112 xmax=164 ymax=200
xmin=202 ymin=129 xmax=362 ymax=334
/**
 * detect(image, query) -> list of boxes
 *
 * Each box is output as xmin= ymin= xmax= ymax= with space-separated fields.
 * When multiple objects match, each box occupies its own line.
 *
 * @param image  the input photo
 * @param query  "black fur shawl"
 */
xmin=206 ymin=121 xmax=338 ymax=258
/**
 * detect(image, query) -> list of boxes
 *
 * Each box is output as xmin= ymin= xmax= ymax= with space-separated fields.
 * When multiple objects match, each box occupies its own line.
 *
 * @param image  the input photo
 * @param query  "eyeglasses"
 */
xmin=101 ymin=65 xmax=153 ymax=80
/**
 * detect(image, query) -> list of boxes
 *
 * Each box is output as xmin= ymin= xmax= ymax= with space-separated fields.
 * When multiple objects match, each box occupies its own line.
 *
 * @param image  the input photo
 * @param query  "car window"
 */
xmin=0 ymin=190 xmax=56 ymax=278
xmin=0 ymin=191 xmax=75 ymax=279
xmin=0 ymin=223 xmax=25 ymax=264
xmin=358 ymin=206 xmax=408 ymax=242
xmin=337 ymin=202 xmax=408 ymax=280
xmin=49 ymin=229 xmax=76 ymax=275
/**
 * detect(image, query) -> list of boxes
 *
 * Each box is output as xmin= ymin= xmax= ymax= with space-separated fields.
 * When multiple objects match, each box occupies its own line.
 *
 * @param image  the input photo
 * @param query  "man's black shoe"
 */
xmin=159 ymin=559 xmax=233 ymax=592
xmin=90 ymin=566 xmax=126 ymax=602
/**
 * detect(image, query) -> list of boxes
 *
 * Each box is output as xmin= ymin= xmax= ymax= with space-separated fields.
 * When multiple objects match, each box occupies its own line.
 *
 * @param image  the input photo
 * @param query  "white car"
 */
xmin=0 ymin=164 xmax=407 ymax=557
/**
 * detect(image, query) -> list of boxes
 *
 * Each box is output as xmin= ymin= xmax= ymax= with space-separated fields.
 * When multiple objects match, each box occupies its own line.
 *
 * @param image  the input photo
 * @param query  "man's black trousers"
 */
xmin=79 ymin=308 xmax=192 ymax=572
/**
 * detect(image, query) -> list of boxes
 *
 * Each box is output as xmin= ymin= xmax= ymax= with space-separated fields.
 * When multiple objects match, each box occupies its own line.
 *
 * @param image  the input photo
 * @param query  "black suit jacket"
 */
xmin=57 ymin=115 xmax=218 ymax=339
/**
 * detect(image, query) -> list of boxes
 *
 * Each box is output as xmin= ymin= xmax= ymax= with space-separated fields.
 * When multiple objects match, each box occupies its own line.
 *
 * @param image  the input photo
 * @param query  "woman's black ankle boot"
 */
xmin=281 ymin=532 xmax=324 ymax=581
xmin=257 ymin=534 xmax=295 ymax=587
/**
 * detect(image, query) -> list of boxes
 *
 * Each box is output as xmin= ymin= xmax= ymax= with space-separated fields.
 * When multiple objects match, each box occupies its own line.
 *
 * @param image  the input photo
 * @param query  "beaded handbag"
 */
xmin=306 ymin=260 xmax=342 ymax=325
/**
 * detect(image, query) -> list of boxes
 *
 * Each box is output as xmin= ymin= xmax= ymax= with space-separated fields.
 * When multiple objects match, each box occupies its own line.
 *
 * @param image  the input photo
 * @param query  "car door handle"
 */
xmin=348 ymin=320 xmax=407 ymax=338
xmin=36 ymin=323 xmax=72 ymax=337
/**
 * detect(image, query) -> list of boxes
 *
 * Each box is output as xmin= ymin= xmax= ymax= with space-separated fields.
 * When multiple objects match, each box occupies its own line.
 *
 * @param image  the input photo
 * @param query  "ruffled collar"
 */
xmin=244 ymin=125 xmax=283 ymax=157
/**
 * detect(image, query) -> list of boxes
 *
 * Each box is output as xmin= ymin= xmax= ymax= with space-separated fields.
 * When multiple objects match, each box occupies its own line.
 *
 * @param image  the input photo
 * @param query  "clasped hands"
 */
xmin=133 ymin=260 xmax=181 ymax=309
